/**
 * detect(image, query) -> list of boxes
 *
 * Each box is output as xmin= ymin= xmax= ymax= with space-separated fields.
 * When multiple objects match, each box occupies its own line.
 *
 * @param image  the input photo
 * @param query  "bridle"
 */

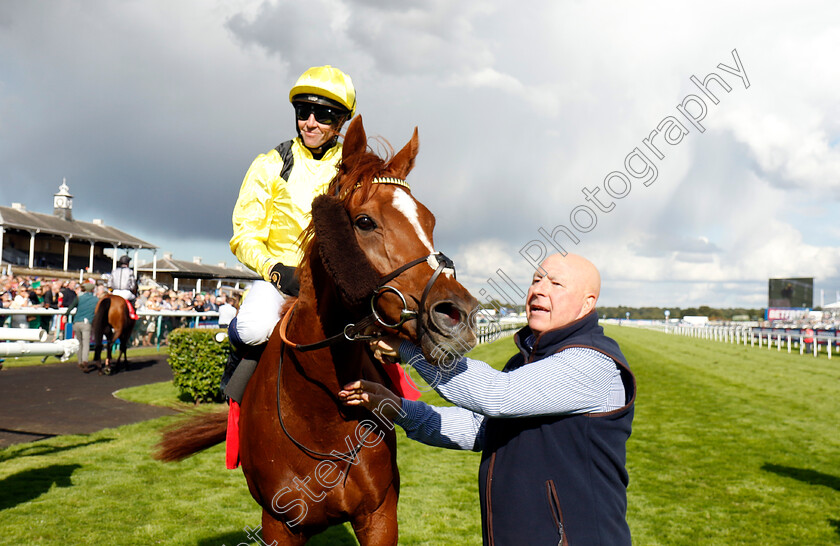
xmin=279 ymin=174 xmax=456 ymax=352
xmin=278 ymin=250 xmax=455 ymax=352
xmin=275 ymin=176 xmax=457 ymax=463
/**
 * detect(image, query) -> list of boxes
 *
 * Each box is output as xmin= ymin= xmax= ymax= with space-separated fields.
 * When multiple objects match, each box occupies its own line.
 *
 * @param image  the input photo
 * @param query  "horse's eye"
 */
xmin=354 ymin=215 xmax=377 ymax=231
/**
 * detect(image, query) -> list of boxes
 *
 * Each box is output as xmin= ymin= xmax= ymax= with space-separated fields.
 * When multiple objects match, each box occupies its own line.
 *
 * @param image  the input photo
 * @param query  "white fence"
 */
xmin=606 ymin=319 xmax=838 ymax=359
xmin=2 ymin=307 xmax=526 ymax=354
xmin=0 ymin=308 xmax=221 ymax=351
xmin=475 ymin=320 xmax=526 ymax=345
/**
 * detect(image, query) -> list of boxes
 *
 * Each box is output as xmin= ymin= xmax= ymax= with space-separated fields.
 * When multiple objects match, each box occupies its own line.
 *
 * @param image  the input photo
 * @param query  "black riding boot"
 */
xmin=220 ymin=321 xmax=267 ymax=402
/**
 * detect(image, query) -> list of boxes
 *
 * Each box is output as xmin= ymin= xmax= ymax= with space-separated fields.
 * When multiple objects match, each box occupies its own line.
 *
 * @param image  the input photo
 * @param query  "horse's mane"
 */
xmin=298 ymin=139 xmax=395 ymax=269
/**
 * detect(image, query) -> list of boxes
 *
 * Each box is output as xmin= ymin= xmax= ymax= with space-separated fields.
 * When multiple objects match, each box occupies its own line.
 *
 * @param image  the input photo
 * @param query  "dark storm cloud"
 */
xmin=1 ymin=0 xmax=839 ymax=306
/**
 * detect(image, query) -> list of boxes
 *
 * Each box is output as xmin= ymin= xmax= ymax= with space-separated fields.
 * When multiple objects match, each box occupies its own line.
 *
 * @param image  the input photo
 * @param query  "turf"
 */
xmin=0 ymin=345 xmax=166 ymax=369
xmin=0 ymin=326 xmax=838 ymax=544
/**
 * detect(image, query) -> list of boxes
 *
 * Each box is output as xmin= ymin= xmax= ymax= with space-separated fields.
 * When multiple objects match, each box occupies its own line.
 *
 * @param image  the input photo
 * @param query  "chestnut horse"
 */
xmin=156 ymin=116 xmax=479 ymax=544
xmin=92 ymin=294 xmax=136 ymax=375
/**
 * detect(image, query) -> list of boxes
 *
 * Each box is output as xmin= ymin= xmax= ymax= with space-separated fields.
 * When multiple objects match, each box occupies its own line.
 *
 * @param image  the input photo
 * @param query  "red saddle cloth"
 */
xmin=226 ymin=400 xmax=241 ymax=469
xmin=125 ymin=298 xmax=138 ymax=320
xmin=383 ymin=360 xmax=422 ymax=401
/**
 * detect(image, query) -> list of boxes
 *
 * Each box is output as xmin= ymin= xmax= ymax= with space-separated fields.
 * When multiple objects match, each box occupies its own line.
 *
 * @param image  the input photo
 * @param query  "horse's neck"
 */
xmin=285 ymin=299 xmax=365 ymax=388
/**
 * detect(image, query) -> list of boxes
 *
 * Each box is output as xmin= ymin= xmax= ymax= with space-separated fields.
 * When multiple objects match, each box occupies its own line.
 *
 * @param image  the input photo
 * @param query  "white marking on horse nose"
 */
xmin=427 ymin=254 xmax=454 ymax=278
xmin=392 ymin=188 xmax=434 ymax=254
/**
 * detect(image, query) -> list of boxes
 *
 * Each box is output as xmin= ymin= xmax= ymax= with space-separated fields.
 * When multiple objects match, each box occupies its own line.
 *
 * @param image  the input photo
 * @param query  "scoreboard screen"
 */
xmin=768 ymin=278 xmax=813 ymax=308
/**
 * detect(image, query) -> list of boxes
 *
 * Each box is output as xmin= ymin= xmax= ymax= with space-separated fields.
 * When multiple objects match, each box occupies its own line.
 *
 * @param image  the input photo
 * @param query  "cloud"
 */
xmin=2 ymin=0 xmax=840 ymax=308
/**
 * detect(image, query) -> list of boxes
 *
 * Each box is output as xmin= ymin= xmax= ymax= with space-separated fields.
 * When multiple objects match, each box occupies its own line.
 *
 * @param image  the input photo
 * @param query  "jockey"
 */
xmin=108 ymin=255 xmax=139 ymax=319
xmin=222 ymin=65 xmax=356 ymax=401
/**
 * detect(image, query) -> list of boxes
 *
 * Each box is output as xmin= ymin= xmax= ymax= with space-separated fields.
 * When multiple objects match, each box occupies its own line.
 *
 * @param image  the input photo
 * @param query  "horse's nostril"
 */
xmin=433 ymin=302 xmax=462 ymax=328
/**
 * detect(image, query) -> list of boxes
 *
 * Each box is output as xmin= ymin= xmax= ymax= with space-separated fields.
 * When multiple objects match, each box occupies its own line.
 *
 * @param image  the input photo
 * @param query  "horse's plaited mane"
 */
xmin=299 ymin=140 xmax=401 ymax=266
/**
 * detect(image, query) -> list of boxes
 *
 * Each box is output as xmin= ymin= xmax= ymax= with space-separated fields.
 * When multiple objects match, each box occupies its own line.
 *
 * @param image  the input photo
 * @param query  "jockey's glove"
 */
xmin=269 ymin=263 xmax=300 ymax=297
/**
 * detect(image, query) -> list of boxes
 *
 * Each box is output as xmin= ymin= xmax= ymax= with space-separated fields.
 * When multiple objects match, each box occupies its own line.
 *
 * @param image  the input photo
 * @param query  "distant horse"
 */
xmin=92 ymin=294 xmax=136 ymax=375
xmin=156 ymin=115 xmax=479 ymax=544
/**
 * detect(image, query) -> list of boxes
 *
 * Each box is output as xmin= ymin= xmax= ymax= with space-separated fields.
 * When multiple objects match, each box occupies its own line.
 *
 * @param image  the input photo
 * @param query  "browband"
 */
xmin=371 ymin=177 xmax=410 ymax=190
xmin=335 ymin=176 xmax=411 ymax=198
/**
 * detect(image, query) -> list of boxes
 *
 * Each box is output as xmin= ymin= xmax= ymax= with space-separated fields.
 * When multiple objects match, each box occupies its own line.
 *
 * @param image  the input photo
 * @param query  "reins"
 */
xmin=278 ymin=252 xmax=454 ymax=352
xmin=273 ymin=175 xmax=456 ymax=466
xmin=275 ymin=346 xmax=363 ymax=469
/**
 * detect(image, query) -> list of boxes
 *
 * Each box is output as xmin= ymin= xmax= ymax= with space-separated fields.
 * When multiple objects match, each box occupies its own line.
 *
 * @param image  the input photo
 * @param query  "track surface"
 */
xmin=0 ymin=354 xmax=176 ymax=448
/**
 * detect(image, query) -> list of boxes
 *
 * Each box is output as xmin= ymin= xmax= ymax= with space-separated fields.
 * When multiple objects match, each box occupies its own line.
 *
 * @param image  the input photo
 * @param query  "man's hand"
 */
xmin=338 ymin=380 xmax=402 ymax=419
xmin=269 ymin=263 xmax=300 ymax=297
xmin=369 ymin=336 xmax=401 ymax=364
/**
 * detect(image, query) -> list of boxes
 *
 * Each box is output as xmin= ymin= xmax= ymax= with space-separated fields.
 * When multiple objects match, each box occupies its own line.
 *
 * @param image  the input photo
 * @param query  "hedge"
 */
xmin=167 ymin=328 xmax=229 ymax=403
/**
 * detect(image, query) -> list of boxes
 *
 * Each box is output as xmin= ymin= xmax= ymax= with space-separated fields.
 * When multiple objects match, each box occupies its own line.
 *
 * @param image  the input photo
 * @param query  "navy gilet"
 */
xmin=478 ymin=311 xmax=635 ymax=546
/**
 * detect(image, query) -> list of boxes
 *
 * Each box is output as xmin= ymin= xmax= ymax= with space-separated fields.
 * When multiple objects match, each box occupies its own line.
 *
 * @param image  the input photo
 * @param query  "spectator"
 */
xmin=60 ymin=280 xmax=78 ymax=309
xmin=0 ymin=290 xmax=11 ymax=328
xmin=340 ymin=253 xmax=636 ymax=546
xmin=217 ymin=293 xmax=238 ymax=329
xmin=11 ymin=286 xmax=34 ymax=329
xmin=139 ymin=291 xmax=162 ymax=347
xmin=135 ymin=289 xmax=150 ymax=311
xmin=66 ymin=283 xmax=99 ymax=373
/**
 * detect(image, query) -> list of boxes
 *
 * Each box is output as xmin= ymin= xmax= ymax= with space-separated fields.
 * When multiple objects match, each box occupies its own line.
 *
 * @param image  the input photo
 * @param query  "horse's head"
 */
xmin=305 ymin=115 xmax=479 ymax=365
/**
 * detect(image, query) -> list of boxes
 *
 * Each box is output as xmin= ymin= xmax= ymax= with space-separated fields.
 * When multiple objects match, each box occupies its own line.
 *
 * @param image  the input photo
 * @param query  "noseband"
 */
xmin=279 ymin=251 xmax=456 ymax=352
xmin=280 ymin=175 xmax=456 ymax=351
xmin=275 ymin=177 xmax=455 ymax=463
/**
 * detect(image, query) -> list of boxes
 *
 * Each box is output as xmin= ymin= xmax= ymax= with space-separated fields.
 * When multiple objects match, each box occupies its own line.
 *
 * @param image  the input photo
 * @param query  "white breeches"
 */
xmin=234 ymin=280 xmax=286 ymax=345
xmin=112 ymin=289 xmax=135 ymax=301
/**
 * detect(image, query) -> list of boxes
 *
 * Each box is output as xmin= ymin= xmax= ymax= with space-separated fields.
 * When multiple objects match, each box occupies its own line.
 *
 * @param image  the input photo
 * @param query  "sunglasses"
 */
xmin=293 ymin=102 xmax=343 ymax=125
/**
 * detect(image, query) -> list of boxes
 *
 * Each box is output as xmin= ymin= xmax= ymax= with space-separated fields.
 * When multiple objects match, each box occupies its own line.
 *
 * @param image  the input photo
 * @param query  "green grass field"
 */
xmin=0 ymin=325 xmax=838 ymax=545
xmin=0 ymin=345 xmax=167 ymax=369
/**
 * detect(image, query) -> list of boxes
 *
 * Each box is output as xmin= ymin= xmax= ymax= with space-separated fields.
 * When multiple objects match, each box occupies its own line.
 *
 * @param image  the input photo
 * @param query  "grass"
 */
xmin=0 ymin=327 xmax=838 ymax=544
xmin=0 ymin=345 xmax=167 ymax=369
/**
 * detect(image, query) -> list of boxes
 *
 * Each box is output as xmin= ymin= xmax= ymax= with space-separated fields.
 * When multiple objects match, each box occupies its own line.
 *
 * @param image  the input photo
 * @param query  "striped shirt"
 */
xmin=395 ymin=338 xmax=625 ymax=452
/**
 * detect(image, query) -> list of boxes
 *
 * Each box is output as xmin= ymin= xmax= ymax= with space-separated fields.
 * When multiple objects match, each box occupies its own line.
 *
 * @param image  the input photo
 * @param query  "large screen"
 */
xmin=768 ymin=278 xmax=813 ymax=308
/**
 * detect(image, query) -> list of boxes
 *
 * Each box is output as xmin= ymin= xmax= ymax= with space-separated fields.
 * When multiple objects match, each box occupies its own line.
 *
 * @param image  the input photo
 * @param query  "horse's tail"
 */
xmin=154 ymin=410 xmax=228 ymax=462
xmin=92 ymin=297 xmax=111 ymax=347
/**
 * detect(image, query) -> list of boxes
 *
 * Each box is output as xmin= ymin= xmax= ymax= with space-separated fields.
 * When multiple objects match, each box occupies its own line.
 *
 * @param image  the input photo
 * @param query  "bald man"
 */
xmin=340 ymin=253 xmax=635 ymax=546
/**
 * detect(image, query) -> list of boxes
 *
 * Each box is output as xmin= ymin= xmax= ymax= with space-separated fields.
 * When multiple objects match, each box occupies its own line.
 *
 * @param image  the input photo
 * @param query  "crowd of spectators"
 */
xmin=0 ymin=274 xmax=240 ymax=347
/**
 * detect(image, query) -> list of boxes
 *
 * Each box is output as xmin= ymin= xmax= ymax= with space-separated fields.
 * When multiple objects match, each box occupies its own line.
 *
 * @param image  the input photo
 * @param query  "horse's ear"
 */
xmin=311 ymin=194 xmax=380 ymax=307
xmin=342 ymin=115 xmax=367 ymax=164
xmin=388 ymin=127 xmax=419 ymax=179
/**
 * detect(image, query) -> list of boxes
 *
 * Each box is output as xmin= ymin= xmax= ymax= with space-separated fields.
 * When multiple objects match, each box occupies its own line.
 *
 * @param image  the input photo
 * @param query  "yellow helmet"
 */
xmin=289 ymin=65 xmax=356 ymax=117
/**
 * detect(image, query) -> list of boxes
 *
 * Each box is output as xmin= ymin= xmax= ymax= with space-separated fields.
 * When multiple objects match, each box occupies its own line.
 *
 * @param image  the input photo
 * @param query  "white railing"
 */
xmin=668 ymin=324 xmax=837 ymax=359
xmin=475 ymin=321 xmax=525 ymax=345
xmin=0 ymin=308 xmax=222 ymax=350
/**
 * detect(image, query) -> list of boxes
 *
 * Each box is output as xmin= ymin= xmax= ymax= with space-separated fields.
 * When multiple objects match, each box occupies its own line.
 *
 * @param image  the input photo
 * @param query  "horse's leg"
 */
xmin=260 ymin=509 xmax=308 ymax=546
xmin=119 ymin=319 xmax=133 ymax=365
xmin=93 ymin=335 xmax=102 ymax=363
xmin=351 ymin=484 xmax=399 ymax=546
xmin=99 ymin=330 xmax=115 ymax=375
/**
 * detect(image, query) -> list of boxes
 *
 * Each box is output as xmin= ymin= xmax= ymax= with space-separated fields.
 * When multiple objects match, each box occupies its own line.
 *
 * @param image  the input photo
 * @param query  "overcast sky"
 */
xmin=2 ymin=0 xmax=838 ymax=308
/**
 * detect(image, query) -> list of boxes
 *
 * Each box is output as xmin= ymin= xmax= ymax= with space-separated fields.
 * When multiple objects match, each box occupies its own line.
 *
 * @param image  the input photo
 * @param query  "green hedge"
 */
xmin=167 ymin=328 xmax=228 ymax=403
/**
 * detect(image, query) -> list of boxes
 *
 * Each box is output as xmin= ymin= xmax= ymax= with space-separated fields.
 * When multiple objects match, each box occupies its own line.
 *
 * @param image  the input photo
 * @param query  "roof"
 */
xmin=0 ymin=205 xmax=156 ymax=249
xmin=136 ymin=256 xmax=260 ymax=281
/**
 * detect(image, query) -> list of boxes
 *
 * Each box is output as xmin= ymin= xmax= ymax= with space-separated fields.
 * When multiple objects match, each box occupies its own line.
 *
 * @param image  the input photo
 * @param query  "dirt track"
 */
xmin=0 ymin=353 xmax=176 ymax=448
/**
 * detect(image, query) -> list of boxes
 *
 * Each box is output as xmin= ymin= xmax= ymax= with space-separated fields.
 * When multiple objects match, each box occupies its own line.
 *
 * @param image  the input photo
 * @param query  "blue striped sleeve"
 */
xmin=399 ymin=340 xmax=625 ymax=418
xmin=394 ymin=399 xmax=486 ymax=452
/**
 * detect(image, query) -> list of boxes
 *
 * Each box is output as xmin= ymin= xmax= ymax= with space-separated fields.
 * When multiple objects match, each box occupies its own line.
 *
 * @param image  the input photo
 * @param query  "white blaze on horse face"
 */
xmin=392 ymin=188 xmax=434 ymax=255
xmin=427 ymin=254 xmax=454 ymax=278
